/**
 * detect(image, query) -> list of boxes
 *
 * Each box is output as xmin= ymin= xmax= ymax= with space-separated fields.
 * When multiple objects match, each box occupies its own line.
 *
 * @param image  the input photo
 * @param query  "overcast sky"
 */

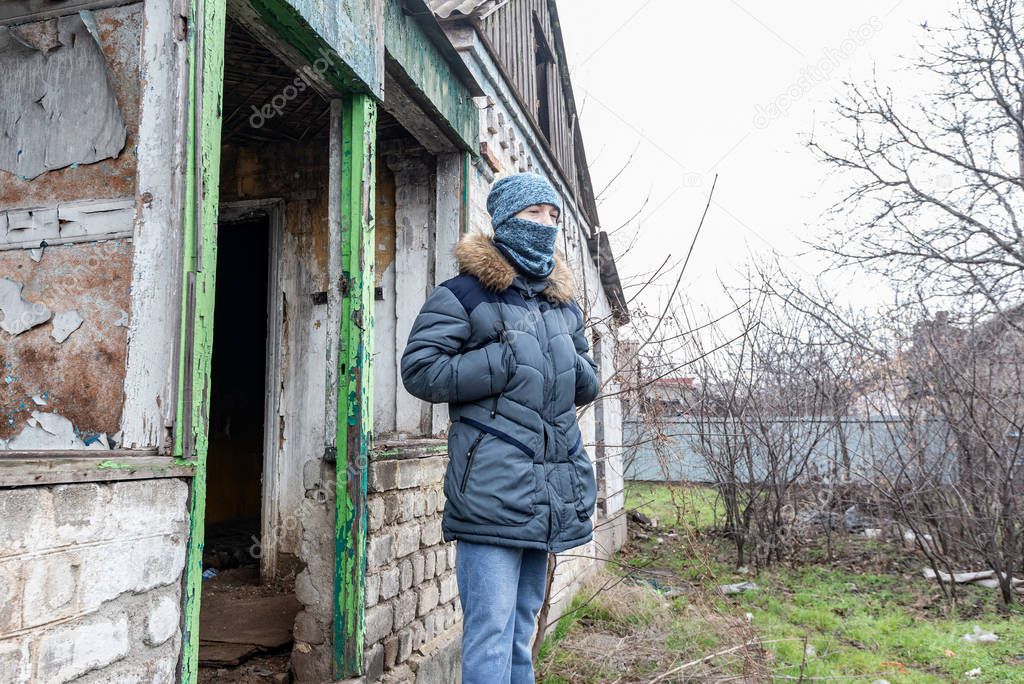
xmin=556 ymin=0 xmax=962 ymax=331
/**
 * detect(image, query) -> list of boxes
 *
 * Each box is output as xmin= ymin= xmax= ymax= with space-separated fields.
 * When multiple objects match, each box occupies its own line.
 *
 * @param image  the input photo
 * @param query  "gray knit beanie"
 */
xmin=486 ymin=172 xmax=562 ymax=228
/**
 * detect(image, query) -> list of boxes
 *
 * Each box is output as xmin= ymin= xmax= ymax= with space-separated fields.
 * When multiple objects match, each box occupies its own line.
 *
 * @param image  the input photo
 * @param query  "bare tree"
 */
xmin=810 ymin=0 xmax=1024 ymax=316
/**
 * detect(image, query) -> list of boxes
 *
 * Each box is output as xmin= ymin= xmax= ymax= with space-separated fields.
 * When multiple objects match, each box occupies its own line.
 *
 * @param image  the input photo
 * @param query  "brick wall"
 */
xmin=363 ymin=442 xmax=462 ymax=683
xmin=0 ymin=479 xmax=189 ymax=683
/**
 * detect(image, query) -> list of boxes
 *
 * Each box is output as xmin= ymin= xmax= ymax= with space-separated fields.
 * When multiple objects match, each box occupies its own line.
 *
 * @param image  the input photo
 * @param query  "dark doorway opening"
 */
xmin=204 ymin=215 xmax=269 ymax=574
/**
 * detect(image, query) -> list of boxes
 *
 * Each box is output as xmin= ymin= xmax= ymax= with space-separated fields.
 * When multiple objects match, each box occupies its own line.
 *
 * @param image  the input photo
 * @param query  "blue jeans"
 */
xmin=455 ymin=540 xmax=549 ymax=684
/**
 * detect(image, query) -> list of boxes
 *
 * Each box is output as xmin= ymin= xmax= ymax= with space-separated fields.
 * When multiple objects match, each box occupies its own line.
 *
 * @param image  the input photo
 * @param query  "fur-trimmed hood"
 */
xmin=453 ymin=231 xmax=574 ymax=303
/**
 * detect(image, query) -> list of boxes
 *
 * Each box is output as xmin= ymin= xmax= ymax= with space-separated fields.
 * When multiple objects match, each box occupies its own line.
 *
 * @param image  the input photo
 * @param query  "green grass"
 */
xmin=731 ymin=564 xmax=1024 ymax=683
xmin=538 ymin=482 xmax=1024 ymax=683
xmin=626 ymin=481 xmax=725 ymax=531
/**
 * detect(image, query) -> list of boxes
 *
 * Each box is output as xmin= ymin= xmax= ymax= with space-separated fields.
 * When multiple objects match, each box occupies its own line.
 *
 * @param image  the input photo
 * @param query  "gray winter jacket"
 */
xmin=400 ymin=232 xmax=600 ymax=553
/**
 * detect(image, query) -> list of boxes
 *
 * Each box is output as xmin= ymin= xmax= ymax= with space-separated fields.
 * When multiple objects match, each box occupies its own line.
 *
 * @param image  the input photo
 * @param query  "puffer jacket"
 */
xmin=400 ymin=232 xmax=600 ymax=553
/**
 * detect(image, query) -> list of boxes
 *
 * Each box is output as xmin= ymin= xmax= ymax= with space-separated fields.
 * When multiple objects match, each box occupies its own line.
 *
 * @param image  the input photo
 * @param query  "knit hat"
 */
xmin=486 ymin=172 xmax=562 ymax=228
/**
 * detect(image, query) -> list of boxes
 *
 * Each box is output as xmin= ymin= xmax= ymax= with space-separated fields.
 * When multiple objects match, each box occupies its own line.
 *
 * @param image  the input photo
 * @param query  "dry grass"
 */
xmin=538 ymin=528 xmax=772 ymax=683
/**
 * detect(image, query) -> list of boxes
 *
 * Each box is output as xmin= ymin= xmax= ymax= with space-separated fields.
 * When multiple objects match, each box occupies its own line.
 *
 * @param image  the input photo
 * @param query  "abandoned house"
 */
xmin=0 ymin=0 xmax=629 ymax=681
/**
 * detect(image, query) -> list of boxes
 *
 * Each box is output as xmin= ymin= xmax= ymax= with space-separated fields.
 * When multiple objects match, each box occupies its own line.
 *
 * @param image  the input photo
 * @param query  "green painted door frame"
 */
xmin=175 ymin=0 xmax=226 ymax=682
xmin=333 ymin=93 xmax=377 ymax=679
xmin=173 ymin=2 xmax=378 ymax=682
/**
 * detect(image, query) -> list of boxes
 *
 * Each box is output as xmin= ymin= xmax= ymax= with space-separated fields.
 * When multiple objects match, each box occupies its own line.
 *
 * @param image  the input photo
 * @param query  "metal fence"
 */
xmin=622 ymin=416 xmax=955 ymax=484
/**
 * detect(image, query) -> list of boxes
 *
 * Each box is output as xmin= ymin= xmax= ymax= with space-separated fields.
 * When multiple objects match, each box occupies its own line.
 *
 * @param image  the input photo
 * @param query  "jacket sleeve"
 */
xmin=400 ymin=284 xmax=513 ymax=404
xmin=569 ymin=301 xmax=600 ymax=406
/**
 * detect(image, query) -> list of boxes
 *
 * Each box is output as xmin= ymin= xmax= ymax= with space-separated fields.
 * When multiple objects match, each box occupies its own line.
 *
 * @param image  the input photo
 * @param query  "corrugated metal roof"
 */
xmin=427 ymin=0 xmax=509 ymax=20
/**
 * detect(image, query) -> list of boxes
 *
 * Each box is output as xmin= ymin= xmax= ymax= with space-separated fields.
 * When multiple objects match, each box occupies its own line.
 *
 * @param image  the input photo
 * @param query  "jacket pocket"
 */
xmin=451 ymin=417 xmax=536 ymax=525
xmin=567 ymin=434 xmax=597 ymax=522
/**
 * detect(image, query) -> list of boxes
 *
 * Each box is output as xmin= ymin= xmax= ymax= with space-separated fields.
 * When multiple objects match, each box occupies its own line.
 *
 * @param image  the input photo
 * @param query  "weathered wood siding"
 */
xmin=479 ymin=0 xmax=577 ymax=197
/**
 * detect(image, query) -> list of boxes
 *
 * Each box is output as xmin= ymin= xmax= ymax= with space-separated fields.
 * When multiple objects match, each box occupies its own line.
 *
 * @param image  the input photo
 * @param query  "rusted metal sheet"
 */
xmin=0 ymin=3 xmax=141 ymax=205
xmin=0 ymin=240 xmax=133 ymax=442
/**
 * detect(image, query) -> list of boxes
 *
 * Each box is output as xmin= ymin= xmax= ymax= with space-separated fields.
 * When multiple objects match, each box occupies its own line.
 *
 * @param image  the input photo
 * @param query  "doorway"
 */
xmin=197 ymin=12 xmax=331 ymax=676
xmin=204 ymin=213 xmax=270 ymax=575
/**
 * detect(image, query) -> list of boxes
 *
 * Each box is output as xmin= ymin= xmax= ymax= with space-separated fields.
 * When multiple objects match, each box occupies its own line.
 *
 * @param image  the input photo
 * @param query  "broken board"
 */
xmin=198 ymin=593 xmax=300 ymax=667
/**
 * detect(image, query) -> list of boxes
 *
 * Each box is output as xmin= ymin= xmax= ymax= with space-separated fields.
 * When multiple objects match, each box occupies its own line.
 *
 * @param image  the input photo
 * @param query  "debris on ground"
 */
xmin=961 ymin=626 xmax=998 ymax=643
xmin=922 ymin=568 xmax=1024 ymax=592
xmin=718 ymin=581 xmax=759 ymax=595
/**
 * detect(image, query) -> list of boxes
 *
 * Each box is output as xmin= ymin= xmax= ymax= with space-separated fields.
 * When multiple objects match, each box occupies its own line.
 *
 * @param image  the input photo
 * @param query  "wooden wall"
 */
xmin=479 ymin=0 xmax=578 ymax=198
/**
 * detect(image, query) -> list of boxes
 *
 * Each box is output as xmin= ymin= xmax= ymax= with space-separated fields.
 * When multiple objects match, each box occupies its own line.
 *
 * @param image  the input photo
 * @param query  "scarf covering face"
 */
xmin=493 ymin=216 xmax=559 ymax=278
xmin=486 ymin=172 xmax=563 ymax=278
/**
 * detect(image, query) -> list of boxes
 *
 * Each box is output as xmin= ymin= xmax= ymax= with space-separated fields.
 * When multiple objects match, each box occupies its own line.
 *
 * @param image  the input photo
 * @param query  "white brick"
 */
xmin=79 ymin=536 xmax=185 ymax=612
xmin=395 ymin=523 xmax=420 ymax=558
xmin=367 ymin=533 xmax=394 ymax=571
xmin=104 ymin=480 xmax=188 ymax=538
xmin=0 ymin=489 xmax=54 ymax=557
xmin=365 ymin=603 xmax=393 ymax=645
xmin=0 ymin=639 xmax=30 ymax=684
xmin=379 ymin=566 xmax=400 ymax=601
xmin=36 ymin=613 xmax=129 ymax=683
xmin=145 ymin=594 xmax=179 ymax=646
xmin=397 ymin=457 xmax=445 ymax=489
xmin=423 ymin=550 xmax=436 ymax=579
xmin=365 ymin=573 xmax=381 ymax=608
xmin=368 ymin=496 xmax=385 ymax=531
xmin=418 ymin=581 xmax=439 ymax=617
xmin=21 ymin=552 xmax=78 ymax=628
xmin=0 ymin=562 xmax=22 ymax=633
xmin=438 ymin=572 xmax=458 ymax=604
xmin=400 ymin=558 xmax=413 ymax=591
xmin=52 ymin=484 xmax=105 ymax=545
xmin=419 ymin=519 xmax=441 ymax=547
xmin=412 ymin=553 xmax=424 ymax=585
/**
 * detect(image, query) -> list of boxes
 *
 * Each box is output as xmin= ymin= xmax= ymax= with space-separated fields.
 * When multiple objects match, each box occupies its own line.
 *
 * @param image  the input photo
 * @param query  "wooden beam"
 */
xmin=0 ymin=0 xmax=139 ymax=25
xmin=333 ymin=92 xmax=377 ymax=679
xmin=0 ymin=454 xmax=193 ymax=488
xmin=176 ymin=0 xmax=227 ymax=682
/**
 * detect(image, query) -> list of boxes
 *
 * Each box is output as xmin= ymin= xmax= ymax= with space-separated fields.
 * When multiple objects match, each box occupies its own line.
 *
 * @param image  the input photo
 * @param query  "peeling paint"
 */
xmin=50 ymin=309 xmax=84 ymax=343
xmin=0 ymin=276 xmax=52 ymax=335
xmin=0 ymin=12 xmax=127 ymax=179
xmin=6 ymin=410 xmax=85 ymax=449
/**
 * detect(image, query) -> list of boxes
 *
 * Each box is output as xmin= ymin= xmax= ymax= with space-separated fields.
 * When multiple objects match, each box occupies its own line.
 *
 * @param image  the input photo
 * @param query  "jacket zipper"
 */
xmin=458 ymin=416 xmax=534 ymax=459
xmin=460 ymin=432 xmax=485 ymax=493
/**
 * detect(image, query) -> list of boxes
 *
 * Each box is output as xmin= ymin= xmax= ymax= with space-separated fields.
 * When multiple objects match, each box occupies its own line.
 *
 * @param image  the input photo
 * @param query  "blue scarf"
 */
xmin=493 ymin=216 xmax=558 ymax=278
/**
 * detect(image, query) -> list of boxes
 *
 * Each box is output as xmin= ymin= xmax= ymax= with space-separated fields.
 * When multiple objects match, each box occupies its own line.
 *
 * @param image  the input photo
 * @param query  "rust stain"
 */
xmin=0 ymin=240 xmax=132 ymax=439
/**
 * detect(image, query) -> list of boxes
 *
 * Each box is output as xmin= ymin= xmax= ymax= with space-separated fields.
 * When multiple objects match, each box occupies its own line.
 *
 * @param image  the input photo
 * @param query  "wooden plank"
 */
xmin=176 ymin=0 xmax=226 ymax=681
xmin=333 ymin=92 xmax=376 ymax=679
xmin=0 ymin=454 xmax=193 ymax=487
xmin=199 ymin=593 xmax=300 ymax=647
xmin=0 ymin=0 xmax=138 ymax=25
xmin=0 ymin=448 xmax=157 ymax=459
